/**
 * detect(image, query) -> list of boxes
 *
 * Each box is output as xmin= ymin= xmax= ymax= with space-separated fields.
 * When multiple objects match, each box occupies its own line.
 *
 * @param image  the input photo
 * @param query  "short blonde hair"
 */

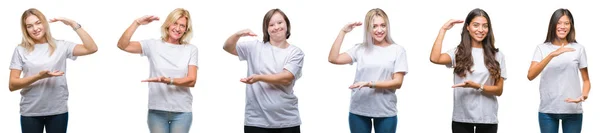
xmin=161 ymin=8 xmax=193 ymax=44
xmin=20 ymin=8 xmax=56 ymax=55
xmin=363 ymin=8 xmax=395 ymax=46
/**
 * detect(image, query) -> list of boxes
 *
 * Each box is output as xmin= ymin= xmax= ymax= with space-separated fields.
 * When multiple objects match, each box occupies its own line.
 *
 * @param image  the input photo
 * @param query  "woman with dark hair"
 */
xmin=223 ymin=8 xmax=304 ymax=133
xmin=429 ymin=8 xmax=506 ymax=133
xmin=527 ymin=8 xmax=589 ymax=133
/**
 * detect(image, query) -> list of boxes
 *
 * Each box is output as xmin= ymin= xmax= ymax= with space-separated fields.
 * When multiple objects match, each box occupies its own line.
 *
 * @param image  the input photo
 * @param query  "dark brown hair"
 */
xmin=262 ymin=8 xmax=291 ymax=43
xmin=455 ymin=8 xmax=501 ymax=80
xmin=544 ymin=8 xmax=576 ymax=43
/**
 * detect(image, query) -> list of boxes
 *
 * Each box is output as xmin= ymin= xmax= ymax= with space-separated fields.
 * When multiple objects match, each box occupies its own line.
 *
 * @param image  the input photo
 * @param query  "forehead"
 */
xmin=269 ymin=12 xmax=284 ymax=22
xmin=558 ymin=15 xmax=570 ymax=22
xmin=175 ymin=17 xmax=187 ymax=24
xmin=25 ymin=15 xmax=40 ymax=24
xmin=372 ymin=16 xmax=386 ymax=24
xmin=470 ymin=16 xmax=488 ymax=24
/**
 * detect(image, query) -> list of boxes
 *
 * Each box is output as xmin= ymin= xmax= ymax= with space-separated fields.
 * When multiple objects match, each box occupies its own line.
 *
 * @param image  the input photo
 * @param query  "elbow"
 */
xmin=328 ymin=58 xmax=336 ymax=64
xmin=281 ymin=80 xmax=292 ymax=86
xmin=89 ymin=47 xmax=98 ymax=54
xmin=527 ymin=74 xmax=535 ymax=81
xmin=8 ymin=84 xmax=16 ymax=92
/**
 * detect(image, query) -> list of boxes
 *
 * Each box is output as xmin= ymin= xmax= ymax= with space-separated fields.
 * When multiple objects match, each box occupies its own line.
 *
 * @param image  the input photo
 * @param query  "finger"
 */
xmin=247 ymin=32 xmax=257 ymax=36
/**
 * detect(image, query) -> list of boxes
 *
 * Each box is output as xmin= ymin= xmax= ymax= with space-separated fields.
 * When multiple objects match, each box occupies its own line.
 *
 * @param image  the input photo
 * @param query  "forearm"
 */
xmin=117 ymin=21 xmax=139 ymax=50
xmin=165 ymin=77 xmax=196 ymax=87
xmin=527 ymin=55 xmax=554 ymax=80
xmin=369 ymin=79 xmax=403 ymax=90
xmin=74 ymin=27 xmax=98 ymax=53
xmin=430 ymin=29 xmax=446 ymax=63
xmin=582 ymin=80 xmax=590 ymax=99
xmin=223 ymin=34 xmax=241 ymax=52
xmin=9 ymin=74 xmax=43 ymax=91
xmin=257 ymin=74 xmax=292 ymax=85
xmin=328 ymin=31 xmax=346 ymax=63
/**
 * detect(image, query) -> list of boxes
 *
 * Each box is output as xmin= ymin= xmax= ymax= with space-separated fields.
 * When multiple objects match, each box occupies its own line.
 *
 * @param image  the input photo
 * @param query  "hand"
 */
xmin=240 ymin=75 xmax=261 ymax=84
xmin=38 ymin=70 xmax=64 ymax=79
xmin=565 ymin=96 xmax=586 ymax=103
xmin=141 ymin=76 xmax=169 ymax=84
xmin=135 ymin=15 xmax=160 ymax=25
xmin=441 ymin=19 xmax=464 ymax=30
xmin=49 ymin=17 xmax=78 ymax=28
xmin=236 ymin=29 xmax=257 ymax=37
xmin=349 ymin=81 xmax=369 ymax=89
xmin=550 ymin=43 xmax=575 ymax=57
xmin=341 ymin=22 xmax=362 ymax=33
xmin=452 ymin=80 xmax=480 ymax=89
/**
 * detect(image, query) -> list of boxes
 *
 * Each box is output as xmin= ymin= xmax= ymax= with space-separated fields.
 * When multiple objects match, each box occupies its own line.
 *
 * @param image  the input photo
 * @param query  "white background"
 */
xmin=0 ymin=0 xmax=598 ymax=132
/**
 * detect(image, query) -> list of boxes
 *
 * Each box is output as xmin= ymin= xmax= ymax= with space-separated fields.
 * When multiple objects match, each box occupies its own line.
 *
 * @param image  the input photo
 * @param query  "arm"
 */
xmin=580 ymin=68 xmax=590 ymax=100
xmin=368 ymin=72 xmax=405 ymax=90
xmin=49 ymin=17 xmax=98 ymax=56
xmin=430 ymin=19 xmax=463 ymax=65
xmin=480 ymin=78 xmax=504 ymax=96
xmin=255 ymin=70 xmax=295 ymax=85
xmin=329 ymin=22 xmax=361 ymax=65
xmin=223 ymin=29 xmax=256 ymax=56
xmin=117 ymin=16 xmax=160 ymax=54
xmin=163 ymin=66 xmax=198 ymax=87
xmin=9 ymin=70 xmax=63 ymax=92
xmin=527 ymin=44 xmax=575 ymax=80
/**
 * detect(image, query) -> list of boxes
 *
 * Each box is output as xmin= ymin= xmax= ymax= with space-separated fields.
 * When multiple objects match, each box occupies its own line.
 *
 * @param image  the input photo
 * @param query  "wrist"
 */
xmin=72 ymin=23 xmax=81 ymax=31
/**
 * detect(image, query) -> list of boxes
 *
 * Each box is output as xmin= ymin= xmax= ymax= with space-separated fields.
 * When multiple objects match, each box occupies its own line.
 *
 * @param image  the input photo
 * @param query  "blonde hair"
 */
xmin=20 ymin=8 xmax=56 ymax=55
xmin=161 ymin=8 xmax=193 ymax=44
xmin=362 ymin=8 xmax=395 ymax=46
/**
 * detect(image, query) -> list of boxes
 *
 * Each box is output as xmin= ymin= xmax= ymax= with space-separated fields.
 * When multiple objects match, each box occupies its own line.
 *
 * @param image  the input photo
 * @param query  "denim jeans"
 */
xmin=148 ymin=109 xmax=193 ymax=133
xmin=20 ymin=112 xmax=69 ymax=133
xmin=539 ymin=112 xmax=583 ymax=133
xmin=451 ymin=121 xmax=497 ymax=133
xmin=349 ymin=112 xmax=397 ymax=133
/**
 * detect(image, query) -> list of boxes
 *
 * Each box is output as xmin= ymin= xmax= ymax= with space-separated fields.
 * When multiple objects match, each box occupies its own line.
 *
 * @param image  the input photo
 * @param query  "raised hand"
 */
xmin=349 ymin=81 xmax=369 ymax=89
xmin=50 ymin=17 xmax=78 ymax=28
xmin=240 ymin=75 xmax=259 ymax=84
xmin=565 ymin=96 xmax=586 ymax=103
xmin=441 ymin=19 xmax=464 ymax=30
xmin=38 ymin=70 xmax=64 ymax=79
xmin=135 ymin=15 xmax=160 ymax=25
xmin=341 ymin=22 xmax=362 ymax=33
xmin=236 ymin=29 xmax=257 ymax=37
xmin=550 ymin=43 xmax=575 ymax=57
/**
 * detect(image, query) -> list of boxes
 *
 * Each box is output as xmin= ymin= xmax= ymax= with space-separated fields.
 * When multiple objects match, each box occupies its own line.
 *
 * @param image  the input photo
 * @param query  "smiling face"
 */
xmin=466 ymin=16 xmax=489 ymax=42
xmin=24 ymin=15 xmax=46 ymax=42
xmin=370 ymin=16 xmax=387 ymax=44
xmin=167 ymin=17 xmax=187 ymax=42
xmin=267 ymin=12 xmax=288 ymax=41
xmin=555 ymin=15 xmax=571 ymax=40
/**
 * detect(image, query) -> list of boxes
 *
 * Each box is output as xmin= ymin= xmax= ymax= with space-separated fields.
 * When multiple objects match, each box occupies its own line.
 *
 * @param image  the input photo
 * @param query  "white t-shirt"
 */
xmin=140 ymin=39 xmax=198 ymax=113
xmin=532 ymin=42 xmax=587 ymax=114
xmin=9 ymin=40 xmax=78 ymax=116
xmin=346 ymin=44 xmax=409 ymax=117
xmin=236 ymin=40 xmax=304 ymax=128
xmin=445 ymin=47 xmax=507 ymax=124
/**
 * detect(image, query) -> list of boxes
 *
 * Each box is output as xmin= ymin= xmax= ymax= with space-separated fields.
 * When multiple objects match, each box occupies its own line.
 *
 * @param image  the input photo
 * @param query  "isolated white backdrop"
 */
xmin=0 ymin=0 xmax=598 ymax=132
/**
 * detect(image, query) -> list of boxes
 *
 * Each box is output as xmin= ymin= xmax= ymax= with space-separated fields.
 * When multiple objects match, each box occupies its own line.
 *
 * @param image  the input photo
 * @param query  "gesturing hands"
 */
xmin=349 ymin=81 xmax=369 ymax=89
xmin=441 ymin=19 xmax=464 ymax=31
xmin=565 ymin=96 xmax=587 ymax=103
xmin=550 ymin=43 xmax=575 ymax=57
xmin=142 ymin=76 xmax=170 ymax=84
xmin=50 ymin=17 xmax=79 ymax=29
xmin=135 ymin=15 xmax=160 ymax=25
xmin=452 ymin=80 xmax=481 ymax=89
xmin=341 ymin=22 xmax=362 ymax=33
xmin=38 ymin=70 xmax=64 ymax=79
xmin=236 ymin=29 xmax=257 ymax=37
xmin=240 ymin=75 xmax=261 ymax=84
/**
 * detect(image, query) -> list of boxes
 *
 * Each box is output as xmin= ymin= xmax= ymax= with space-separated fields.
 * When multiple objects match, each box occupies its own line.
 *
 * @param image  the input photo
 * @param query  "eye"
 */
xmin=26 ymin=25 xmax=32 ymax=28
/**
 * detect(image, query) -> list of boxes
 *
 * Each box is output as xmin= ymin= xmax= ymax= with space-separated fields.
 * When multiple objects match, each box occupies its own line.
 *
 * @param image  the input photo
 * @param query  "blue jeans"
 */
xmin=539 ymin=112 xmax=582 ymax=133
xmin=148 ymin=109 xmax=193 ymax=133
xmin=349 ymin=113 xmax=397 ymax=133
xmin=20 ymin=112 xmax=69 ymax=133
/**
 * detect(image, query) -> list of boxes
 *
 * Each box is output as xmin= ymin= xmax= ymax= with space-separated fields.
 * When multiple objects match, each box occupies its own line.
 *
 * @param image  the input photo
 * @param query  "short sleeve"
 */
xmin=532 ymin=45 xmax=543 ymax=62
xmin=189 ymin=45 xmax=198 ymax=66
xmin=236 ymin=40 xmax=259 ymax=61
xmin=284 ymin=48 xmax=304 ymax=80
xmin=9 ymin=47 xmax=23 ymax=70
xmin=578 ymin=46 xmax=588 ymax=69
xmin=444 ymin=47 xmax=457 ymax=68
xmin=61 ymin=40 xmax=79 ymax=60
xmin=497 ymin=51 xmax=508 ymax=80
xmin=344 ymin=44 xmax=361 ymax=65
xmin=140 ymin=39 xmax=155 ymax=57
xmin=394 ymin=46 xmax=408 ymax=74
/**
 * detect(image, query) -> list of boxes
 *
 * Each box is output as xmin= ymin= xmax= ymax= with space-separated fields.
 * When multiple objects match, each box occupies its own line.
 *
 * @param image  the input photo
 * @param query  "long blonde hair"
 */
xmin=362 ymin=8 xmax=395 ymax=46
xmin=20 ymin=8 xmax=56 ymax=55
xmin=161 ymin=8 xmax=193 ymax=44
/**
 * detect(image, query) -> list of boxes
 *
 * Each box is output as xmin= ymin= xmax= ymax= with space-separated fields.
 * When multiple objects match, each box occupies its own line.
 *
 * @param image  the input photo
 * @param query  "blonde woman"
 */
xmin=223 ymin=8 xmax=304 ymax=133
xmin=117 ymin=8 xmax=198 ymax=133
xmin=328 ymin=8 xmax=408 ymax=133
xmin=9 ymin=8 xmax=98 ymax=133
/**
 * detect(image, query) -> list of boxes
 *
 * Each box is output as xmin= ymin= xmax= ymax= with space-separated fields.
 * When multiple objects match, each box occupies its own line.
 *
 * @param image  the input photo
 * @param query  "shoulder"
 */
xmin=390 ymin=43 xmax=407 ymax=52
xmin=570 ymin=42 xmax=586 ymax=49
xmin=288 ymin=44 xmax=305 ymax=56
xmin=495 ymin=49 xmax=505 ymax=59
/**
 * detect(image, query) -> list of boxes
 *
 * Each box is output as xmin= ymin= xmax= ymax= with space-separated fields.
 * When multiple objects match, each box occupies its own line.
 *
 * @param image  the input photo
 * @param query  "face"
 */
xmin=167 ymin=17 xmax=187 ymax=42
xmin=556 ymin=15 xmax=571 ymax=39
xmin=466 ymin=16 xmax=489 ymax=42
xmin=25 ymin=15 xmax=45 ymax=42
xmin=267 ymin=12 xmax=287 ymax=40
xmin=371 ymin=16 xmax=387 ymax=43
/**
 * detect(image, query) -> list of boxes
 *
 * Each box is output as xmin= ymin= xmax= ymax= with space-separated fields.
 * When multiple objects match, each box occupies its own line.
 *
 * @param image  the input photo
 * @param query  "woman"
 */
xmin=8 ymin=8 xmax=98 ymax=133
xmin=327 ymin=8 xmax=407 ymax=133
xmin=222 ymin=8 xmax=304 ymax=133
xmin=116 ymin=8 xmax=198 ymax=133
xmin=429 ymin=8 xmax=506 ymax=133
xmin=527 ymin=8 xmax=590 ymax=133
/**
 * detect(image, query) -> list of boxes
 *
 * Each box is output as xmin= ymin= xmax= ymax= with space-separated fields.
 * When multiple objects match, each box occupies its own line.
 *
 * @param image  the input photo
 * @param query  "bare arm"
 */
xmin=117 ymin=16 xmax=160 ymax=54
xmin=223 ymin=29 xmax=256 ymax=56
xmin=255 ymin=70 xmax=295 ymax=85
xmin=430 ymin=19 xmax=463 ymax=65
xmin=50 ymin=17 xmax=98 ymax=56
xmin=166 ymin=66 xmax=198 ymax=87
xmin=580 ymin=68 xmax=590 ymax=99
xmin=329 ymin=22 xmax=361 ymax=65
xmin=527 ymin=44 xmax=575 ymax=80
xmin=9 ymin=70 xmax=63 ymax=92
xmin=369 ymin=72 xmax=405 ymax=90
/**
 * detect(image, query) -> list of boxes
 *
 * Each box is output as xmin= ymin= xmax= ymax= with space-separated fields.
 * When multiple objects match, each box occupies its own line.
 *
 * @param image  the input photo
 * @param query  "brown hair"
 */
xmin=262 ymin=8 xmax=291 ymax=43
xmin=544 ymin=8 xmax=576 ymax=43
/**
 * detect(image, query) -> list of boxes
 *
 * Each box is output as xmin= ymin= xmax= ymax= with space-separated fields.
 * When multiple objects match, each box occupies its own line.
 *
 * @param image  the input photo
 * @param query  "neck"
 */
xmin=269 ymin=38 xmax=288 ymax=48
xmin=373 ymin=39 xmax=390 ymax=47
xmin=552 ymin=38 xmax=568 ymax=46
xmin=166 ymin=38 xmax=181 ymax=45
xmin=34 ymin=39 xmax=47 ymax=44
xmin=471 ymin=39 xmax=483 ymax=48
